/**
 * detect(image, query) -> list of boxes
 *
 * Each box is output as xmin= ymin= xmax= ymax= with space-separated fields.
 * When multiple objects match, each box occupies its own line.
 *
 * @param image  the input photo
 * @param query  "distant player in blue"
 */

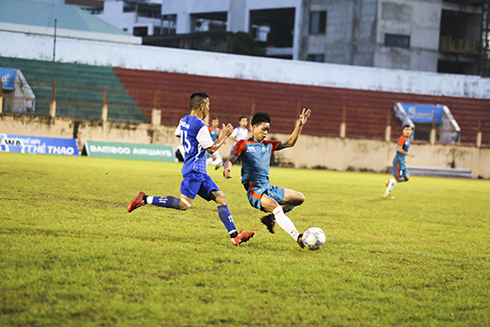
xmin=384 ymin=124 xmax=415 ymax=198
xmin=223 ymin=109 xmax=311 ymax=248
xmin=128 ymin=92 xmax=254 ymax=246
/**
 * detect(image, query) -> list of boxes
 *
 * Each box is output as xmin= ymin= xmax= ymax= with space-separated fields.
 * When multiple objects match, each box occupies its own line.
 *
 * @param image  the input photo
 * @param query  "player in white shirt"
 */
xmin=216 ymin=116 xmax=249 ymax=170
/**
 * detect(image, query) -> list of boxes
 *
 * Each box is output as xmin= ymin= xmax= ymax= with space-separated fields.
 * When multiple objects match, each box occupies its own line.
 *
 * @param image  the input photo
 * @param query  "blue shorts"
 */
xmin=393 ymin=158 xmax=409 ymax=180
xmin=244 ymin=181 xmax=285 ymax=212
xmin=180 ymin=173 xmax=219 ymax=201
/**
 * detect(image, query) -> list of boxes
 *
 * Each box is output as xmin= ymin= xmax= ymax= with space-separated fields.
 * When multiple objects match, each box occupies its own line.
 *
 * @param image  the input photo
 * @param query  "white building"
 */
xmin=94 ymin=0 xmax=163 ymax=36
xmin=160 ymin=0 xmax=487 ymax=75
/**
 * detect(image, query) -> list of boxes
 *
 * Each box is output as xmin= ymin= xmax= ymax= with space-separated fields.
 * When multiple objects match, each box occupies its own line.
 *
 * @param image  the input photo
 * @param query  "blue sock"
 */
xmin=150 ymin=196 xmax=180 ymax=209
xmin=217 ymin=205 xmax=237 ymax=237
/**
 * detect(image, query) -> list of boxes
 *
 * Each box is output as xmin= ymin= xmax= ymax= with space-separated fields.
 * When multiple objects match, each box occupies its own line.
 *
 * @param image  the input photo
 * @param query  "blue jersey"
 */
xmin=231 ymin=138 xmax=282 ymax=187
xmin=395 ymin=135 xmax=410 ymax=163
xmin=175 ymin=115 xmax=214 ymax=176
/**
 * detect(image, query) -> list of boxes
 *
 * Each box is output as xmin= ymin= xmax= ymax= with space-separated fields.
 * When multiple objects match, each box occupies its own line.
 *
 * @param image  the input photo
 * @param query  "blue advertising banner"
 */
xmin=0 ymin=68 xmax=16 ymax=90
xmin=399 ymin=103 xmax=443 ymax=124
xmin=0 ymin=134 xmax=79 ymax=156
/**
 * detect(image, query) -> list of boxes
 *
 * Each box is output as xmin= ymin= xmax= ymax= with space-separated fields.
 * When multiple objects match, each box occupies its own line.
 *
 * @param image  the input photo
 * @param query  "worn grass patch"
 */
xmin=0 ymin=152 xmax=489 ymax=326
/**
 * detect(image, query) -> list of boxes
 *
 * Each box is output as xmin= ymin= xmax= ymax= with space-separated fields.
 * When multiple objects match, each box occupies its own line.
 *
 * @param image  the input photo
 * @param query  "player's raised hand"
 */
xmin=299 ymin=108 xmax=311 ymax=126
xmin=222 ymin=123 xmax=234 ymax=137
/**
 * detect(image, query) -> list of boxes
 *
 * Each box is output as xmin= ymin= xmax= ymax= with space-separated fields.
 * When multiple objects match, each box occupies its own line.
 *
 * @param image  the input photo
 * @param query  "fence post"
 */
xmin=340 ymin=106 xmax=346 ymax=139
xmin=151 ymin=90 xmax=161 ymax=126
xmin=101 ymin=85 xmax=108 ymax=121
xmin=0 ymin=80 xmax=3 ymax=114
xmin=430 ymin=113 xmax=436 ymax=145
xmin=476 ymin=119 xmax=482 ymax=148
xmin=49 ymin=81 xmax=56 ymax=117
xmin=385 ymin=110 xmax=391 ymax=142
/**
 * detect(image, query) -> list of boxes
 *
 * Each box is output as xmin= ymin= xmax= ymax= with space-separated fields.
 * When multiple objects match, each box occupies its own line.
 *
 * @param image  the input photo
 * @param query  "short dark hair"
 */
xmin=190 ymin=92 xmax=209 ymax=110
xmin=211 ymin=117 xmax=218 ymax=121
xmin=402 ymin=124 xmax=411 ymax=130
xmin=251 ymin=112 xmax=271 ymax=126
xmin=239 ymin=116 xmax=247 ymax=122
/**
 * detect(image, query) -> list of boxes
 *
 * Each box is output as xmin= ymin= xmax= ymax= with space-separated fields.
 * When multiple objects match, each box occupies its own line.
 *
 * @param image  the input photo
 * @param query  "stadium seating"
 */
xmin=0 ymin=57 xmax=147 ymax=122
xmin=1 ymin=56 xmax=487 ymax=146
xmin=113 ymin=67 xmax=490 ymax=146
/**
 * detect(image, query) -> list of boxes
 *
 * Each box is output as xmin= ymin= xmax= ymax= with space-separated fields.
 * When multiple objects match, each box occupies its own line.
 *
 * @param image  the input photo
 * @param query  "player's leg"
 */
xmin=128 ymin=175 xmax=201 ymax=213
xmin=261 ymin=194 xmax=304 ymax=248
xmin=397 ymin=165 xmax=410 ymax=182
xmin=149 ymin=194 xmax=191 ymax=209
xmin=150 ymin=175 xmax=202 ymax=210
xmin=261 ymin=187 xmax=305 ymax=232
xmin=208 ymin=189 xmax=238 ymax=237
xmin=280 ymin=188 xmax=305 ymax=212
xmin=128 ymin=191 xmax=192 ymax=213
xmin=384 ymin=160 xmax=399 ymax=197
xmin=201 ymin=176 xmax=254 ymax=245
xmin=210 ymin=151 xmax=223 ymax=166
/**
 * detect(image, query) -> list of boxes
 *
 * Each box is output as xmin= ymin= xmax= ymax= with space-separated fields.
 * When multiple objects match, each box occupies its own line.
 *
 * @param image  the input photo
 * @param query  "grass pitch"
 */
xmin=1 ymin=152 xmax=489 ymax=326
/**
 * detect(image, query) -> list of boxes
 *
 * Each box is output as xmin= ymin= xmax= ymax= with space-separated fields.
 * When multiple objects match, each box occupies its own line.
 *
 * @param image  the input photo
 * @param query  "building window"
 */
xmin=158 ymin=14 xmax=177 ymax=35
xmin=133 ymin=26 xmax=148 ymax=36
xmin=191 ymin=12 xmax=227 ymax=33
xmin=384 ymin=33 xmax=410 ymax=49
xmin=309 ymin=11 xmax=326 ymax=34
xmin=251 ymin=24 xmax=271 ymax=43
xmin=307 ymin=54 xmax=324 ymax=62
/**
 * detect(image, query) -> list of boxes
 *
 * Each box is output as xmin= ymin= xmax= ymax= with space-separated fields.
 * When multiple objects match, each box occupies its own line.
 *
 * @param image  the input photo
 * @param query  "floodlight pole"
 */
xmin=53 ymin=19 xmax=57 ymax=62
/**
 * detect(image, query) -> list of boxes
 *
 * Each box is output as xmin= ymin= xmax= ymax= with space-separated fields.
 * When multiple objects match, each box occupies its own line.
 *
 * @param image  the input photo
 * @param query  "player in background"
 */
xmin=215 ymin=115 xmax=249 ymax=170
xmin=222 ymin=109 xmax=311 ymax=248
xmin=128 ymin=92 xmax=254 ymax=246
xmin=384 ymin=125 xmax=415 ymax=198
xmin=206 ymin=117 xmax=223 ymax=166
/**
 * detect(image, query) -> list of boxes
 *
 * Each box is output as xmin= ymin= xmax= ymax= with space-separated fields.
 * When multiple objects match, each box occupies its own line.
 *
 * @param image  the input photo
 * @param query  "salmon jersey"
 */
xmin=231 ymin=138 xmax=282 ymax=186
xmin=395 ymin=135 xmax=410 ymax=162
xmin=208 ymin=126 xmax=220 ymax=142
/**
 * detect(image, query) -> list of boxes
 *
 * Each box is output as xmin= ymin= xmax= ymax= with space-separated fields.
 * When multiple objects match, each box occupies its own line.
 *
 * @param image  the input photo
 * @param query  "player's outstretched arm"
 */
xmin=281 ymin=108 xmax=311 ymax=149
xmin=208 ymin=123 xmax=233 ymax=154
xmin=397 ymin=145 xmax=415 ymax=158
xmin=223 ymin=155 xmax=238 ymax=179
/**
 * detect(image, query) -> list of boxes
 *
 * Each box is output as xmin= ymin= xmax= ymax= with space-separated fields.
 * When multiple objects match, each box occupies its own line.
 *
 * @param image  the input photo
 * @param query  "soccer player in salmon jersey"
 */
xmin=384 ymin=125 xmax=415 ymax=198
xmin=222 ymin=109 xmax=311 ymax=248
xmin=206 ymin=117 xmax=223 ymax=166
xmin=128 ymin=92 xmax=254 ymax=246
xmin=215 ymin=116 xmax=249 ymax=170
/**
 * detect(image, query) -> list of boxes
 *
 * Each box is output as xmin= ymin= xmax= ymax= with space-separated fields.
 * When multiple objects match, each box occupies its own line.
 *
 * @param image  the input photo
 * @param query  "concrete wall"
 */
xmin=375 ymin=0 xmax=441 ymax=72
xmin=302 ymin=0 xmax=377 ymax=67
xmin=1 ymin=113 xmax=488 ymax=178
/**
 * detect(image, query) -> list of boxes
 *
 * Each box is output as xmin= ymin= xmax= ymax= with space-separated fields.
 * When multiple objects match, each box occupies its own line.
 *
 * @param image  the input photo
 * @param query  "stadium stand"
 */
xmin=0 ymin=57 xmax=146 ymax=122
xmin=113 ymin=67 xmax=490 ymax=146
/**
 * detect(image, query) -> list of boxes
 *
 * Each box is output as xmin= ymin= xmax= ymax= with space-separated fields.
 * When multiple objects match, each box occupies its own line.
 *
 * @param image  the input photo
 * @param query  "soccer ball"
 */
xmin=302 ymin=227 xmax=326 ymax=250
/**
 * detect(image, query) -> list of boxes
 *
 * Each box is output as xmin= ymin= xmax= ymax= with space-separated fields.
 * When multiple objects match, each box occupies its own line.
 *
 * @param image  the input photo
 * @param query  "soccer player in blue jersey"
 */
xmin=222 ymin=109 xmax=311 ymax=248
xmin=128 ymin=92 xmax=254 ymax=246
xmin=384 ymin=125 xmax=415 ymax=198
